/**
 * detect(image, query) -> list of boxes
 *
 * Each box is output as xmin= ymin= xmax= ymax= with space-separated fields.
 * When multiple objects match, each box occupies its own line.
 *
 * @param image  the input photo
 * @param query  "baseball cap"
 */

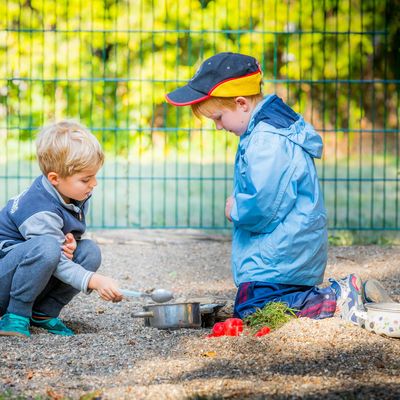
xmin=165 ymin=52 xmax=262 ymax=106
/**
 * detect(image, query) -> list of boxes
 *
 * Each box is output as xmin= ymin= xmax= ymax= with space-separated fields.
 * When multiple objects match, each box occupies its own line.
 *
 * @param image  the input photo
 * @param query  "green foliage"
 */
xmin=329 ymin=231 xmax=400 ymax=246
xmin=79 ymin=391 xmax=102 ymax=400
xmin=0 ymin=391 xmax=48 ymax=400
xmin=244 ymin=301 xmax=297 ymax=333
xmin=0 ymin=0 xmax=398 ymax=153
xmin=1 ymin=1 xmax=398 ymax=231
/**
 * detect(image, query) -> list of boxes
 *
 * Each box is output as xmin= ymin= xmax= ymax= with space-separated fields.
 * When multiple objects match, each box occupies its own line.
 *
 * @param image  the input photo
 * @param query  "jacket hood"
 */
xmin=247 ymin=95 xmax=323 ymax=159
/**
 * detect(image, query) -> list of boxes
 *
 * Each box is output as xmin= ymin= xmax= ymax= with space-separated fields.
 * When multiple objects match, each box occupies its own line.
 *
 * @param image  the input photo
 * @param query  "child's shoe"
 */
xmin=363 ymin=279 xmax=394 ymax=303
xmin=30 ymin=313 xmax=74 ymax=336
xmin=0 ymin=313 xmax=30 ymax=337
xmin=329 ymin=274 xmax=365 ymax=325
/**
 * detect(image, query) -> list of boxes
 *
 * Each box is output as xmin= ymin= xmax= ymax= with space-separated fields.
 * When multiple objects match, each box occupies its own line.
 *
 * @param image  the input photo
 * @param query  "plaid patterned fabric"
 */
xmin=234 ymin=281 xmax=336 ymax=320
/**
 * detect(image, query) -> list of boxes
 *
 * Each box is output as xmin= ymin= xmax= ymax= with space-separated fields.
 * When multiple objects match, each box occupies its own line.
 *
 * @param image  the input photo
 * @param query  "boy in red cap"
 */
xmin=166 ymin=52 xmax=376 ymax=325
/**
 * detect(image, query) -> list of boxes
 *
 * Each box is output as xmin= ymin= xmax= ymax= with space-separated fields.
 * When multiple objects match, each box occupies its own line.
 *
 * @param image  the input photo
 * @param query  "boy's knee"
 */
xmin=75 ymin=239 xmax=101 ymax=272
xmin=29 ymin=236 xmax=61 ymax=267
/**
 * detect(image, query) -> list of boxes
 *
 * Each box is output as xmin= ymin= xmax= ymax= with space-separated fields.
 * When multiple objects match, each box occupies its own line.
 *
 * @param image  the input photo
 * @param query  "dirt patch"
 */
xmin=1 ymin=230 xmax=400 ymax=399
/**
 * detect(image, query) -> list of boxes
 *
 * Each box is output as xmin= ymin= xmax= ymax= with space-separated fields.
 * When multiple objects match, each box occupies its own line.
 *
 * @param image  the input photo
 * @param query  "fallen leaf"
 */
xmin=26 ymin=371 xmax=34 ymax=380
xmin=201 ymin=351 xmax=217 ymax=358
xmin=46 ymin=389 xmax=64 ymax=400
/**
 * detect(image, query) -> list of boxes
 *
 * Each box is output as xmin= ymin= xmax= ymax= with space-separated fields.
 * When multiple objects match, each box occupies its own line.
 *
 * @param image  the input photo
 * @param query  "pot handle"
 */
xmin=131 ymin=311 xmax=154 ymax=318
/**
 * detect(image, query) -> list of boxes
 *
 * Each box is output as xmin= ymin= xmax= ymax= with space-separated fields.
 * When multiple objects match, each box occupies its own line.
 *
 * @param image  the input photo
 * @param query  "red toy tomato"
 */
xmin=206 ymin=318 xmax=245 ymax=338
xmin=211 ymin=322 xmax=226 ymax=336
xmin=223 ymin=318 xmax=244 ymax=336
xmin=206 ymin=322 xmax=226 ymax=338
xmin=254 ymin=326 xmax=271 ymax=337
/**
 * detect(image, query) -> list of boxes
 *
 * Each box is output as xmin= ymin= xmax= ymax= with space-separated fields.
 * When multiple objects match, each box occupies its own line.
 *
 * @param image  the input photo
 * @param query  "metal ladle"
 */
xmin=120 ymin=288 xmax=174 ymax=303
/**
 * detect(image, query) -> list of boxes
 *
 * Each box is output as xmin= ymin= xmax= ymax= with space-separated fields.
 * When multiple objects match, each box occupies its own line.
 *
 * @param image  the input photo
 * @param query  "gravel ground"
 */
xmin=1 ymin=230 xmax=400 ymax=400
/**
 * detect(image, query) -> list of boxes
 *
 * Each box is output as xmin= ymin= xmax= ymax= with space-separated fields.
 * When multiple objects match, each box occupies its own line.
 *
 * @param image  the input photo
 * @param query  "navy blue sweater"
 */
xmin=0 ymin=176 xmax=94 ymax=292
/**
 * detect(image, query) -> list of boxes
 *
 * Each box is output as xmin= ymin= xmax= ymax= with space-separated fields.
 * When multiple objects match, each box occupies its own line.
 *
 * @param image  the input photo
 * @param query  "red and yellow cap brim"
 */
xmin=209 ymin=69 xmax=262 ymax=97
xmin=165 ymin=69 xmax=262 ymax=106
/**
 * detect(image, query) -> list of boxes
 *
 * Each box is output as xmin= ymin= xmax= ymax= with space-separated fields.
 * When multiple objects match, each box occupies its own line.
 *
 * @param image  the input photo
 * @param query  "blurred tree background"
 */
xmin=0 ymin=0 xmax=399 ymax=233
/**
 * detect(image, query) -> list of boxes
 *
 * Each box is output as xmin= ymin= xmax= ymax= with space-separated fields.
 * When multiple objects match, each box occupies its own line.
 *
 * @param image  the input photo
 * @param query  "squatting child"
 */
xmin=0 ymin=120 xmax=122 ymax=337
xmin=166 ymin=52 xmax=386 ymax=325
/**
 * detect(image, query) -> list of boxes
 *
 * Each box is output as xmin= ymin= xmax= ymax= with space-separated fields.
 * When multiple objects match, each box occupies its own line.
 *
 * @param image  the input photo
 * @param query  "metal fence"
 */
xmin=1 ymin=0 xmax=399 ymax=231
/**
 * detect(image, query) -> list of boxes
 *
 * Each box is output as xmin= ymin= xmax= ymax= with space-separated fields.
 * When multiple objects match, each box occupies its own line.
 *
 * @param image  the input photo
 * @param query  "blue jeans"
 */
xmin=0 ymin=236 xmax=101 ymax=318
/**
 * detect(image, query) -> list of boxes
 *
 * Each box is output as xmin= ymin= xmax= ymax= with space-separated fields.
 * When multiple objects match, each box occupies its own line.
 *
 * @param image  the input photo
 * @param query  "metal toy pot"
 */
xmin=131 ymin=302 xmax=201 ymax=329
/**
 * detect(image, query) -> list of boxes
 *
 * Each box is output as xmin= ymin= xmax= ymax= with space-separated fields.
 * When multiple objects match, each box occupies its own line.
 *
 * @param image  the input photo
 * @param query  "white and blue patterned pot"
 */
xmin=359 ymin=302 xmax=400 ymax=338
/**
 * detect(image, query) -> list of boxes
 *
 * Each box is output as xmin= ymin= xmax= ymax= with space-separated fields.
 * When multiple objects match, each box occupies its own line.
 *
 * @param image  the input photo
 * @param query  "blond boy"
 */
xmin=0 ymin=120 xmax=122 ymax=337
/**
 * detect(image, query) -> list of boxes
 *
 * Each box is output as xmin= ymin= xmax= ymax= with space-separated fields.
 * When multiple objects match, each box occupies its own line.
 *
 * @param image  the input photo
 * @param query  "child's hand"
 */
xmin=225 ymin=196 xmax=234 ymax=222
xmin=62 ymin=233 xmax=77 ymax=260
xmin=88 ymin=273 xmax=123 ymax=302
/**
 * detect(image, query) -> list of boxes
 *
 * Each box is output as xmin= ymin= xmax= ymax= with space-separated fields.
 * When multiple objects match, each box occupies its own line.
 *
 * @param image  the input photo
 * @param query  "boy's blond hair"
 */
xmin=191 ymin=94 xmax=263 ymax=119
xmin=36 ymin=120 xmax=104 ymax=177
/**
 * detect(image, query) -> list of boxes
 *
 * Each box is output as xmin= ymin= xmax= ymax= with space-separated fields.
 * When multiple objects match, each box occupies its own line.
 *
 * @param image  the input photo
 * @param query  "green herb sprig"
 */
xmin=243 ymin=301 xmax=298 ymax=333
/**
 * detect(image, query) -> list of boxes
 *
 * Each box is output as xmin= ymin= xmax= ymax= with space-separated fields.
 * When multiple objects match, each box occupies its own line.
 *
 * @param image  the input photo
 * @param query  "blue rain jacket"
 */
xmin=230 ymin=95 xmax=328 ymax=287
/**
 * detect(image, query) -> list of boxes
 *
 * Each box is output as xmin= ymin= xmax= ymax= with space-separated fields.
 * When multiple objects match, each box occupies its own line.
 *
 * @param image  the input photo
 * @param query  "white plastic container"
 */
xmin=360 ymin=302 xmax=400 ymax=338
